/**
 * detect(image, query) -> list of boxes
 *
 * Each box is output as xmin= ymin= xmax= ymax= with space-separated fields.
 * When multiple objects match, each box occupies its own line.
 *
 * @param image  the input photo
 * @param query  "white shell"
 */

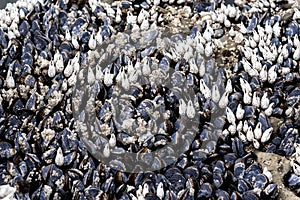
xmin=87 ymin=67 xmax=95 ymax=85
xmin=142 ymin=59 xmax=151 ymax=76
xmin=243 ymin=120 xmax=249 ymax=133
xmin=293 ymin=46 xmax=300 ymax=61
xmin=273 ymin=22 xmax=281 ymax=37
xmin=156 ymin=182 xmax=164 ymax=199
xmin=260 ymin=92 xmax=269 ymax=109
xmin=55 ymin=147 xmax=64 ymax=167
xmin=253 ymin=138 xmax=260 ymax=149
xmin=259 ymin=65 xmax=268 ymax=82
xmin=189 ymin=58 xmax=198 ymax=74
xmin=104 ymin=70 xmax=114 ymax=87
xmin=261 ymin=127 xmax=273 ymax=143
xmin=64 ymin=60 xmax=74 ymax=78
xmin=254 ymin=122 xmax=262 ymax=139
xmin=225 ymin=79 xmax=232 ymax=93
xmin=267 ymin=65 xmax=277 ymax=84
xmin=219 ymin=91 xmax=229 ymax=109
xmin=236 ymin=104 xmax=245 ymax=120
xmin=198 ymin=59 xmax=206 ymax=77
xmin=109 ymin=134 xmax=116 ymax=148
xmin=264 ymin=102 xmax=274 ymax=116
xmin=88 ymin=30 xmax=97 ymax=50
xmin=212 ymin=84 xmax=220 ymax=103
xmin=205 ymin=42 xmax=213 ymax=57
xmin=142 ymin=183 xmax=149 ymax=197
xmin=0 ymin=185 xmax=16 ymax=199
xmin=228 ymin=124 xmax=237 ymax=134
xmin=242 ymin=88 xmax=252 ymax=105
xmin=121 ymin=71 xmax=130 ymax=91
xmin=226 ymin=107 xmax=236 ymax=125
xmin=246 ymin=126 xmax=254 ymax=142
xmin=186 ymin=100 xmax=195 ymax=119
xmin=65 ymin=29 xmax=71 ymax=41
xmin=252 ymin=91 xmax=261 ymax=108
xmin=6 ymin=70 xmax=15 ymax=89
xmin=237 ymin=120 xmax=243 ymax=132
xmin=48 ymin=60 xmax=56 ymax=78
xmin=238 ymin=131 xmax=247 ymax=142
xmin=96 ymin=29 xmax=103 ymax=45
xmin=72 ymin=35 xmax=80 ymax=50
xmin=55 ymin=53 xmax=64 ymax=73
xmin=179 ymin=99 xmax=187 ymax=116
xmin=103 ymin=143 xmax=110 ymax=158
xmin=200 ymin=79 xmax=211 ymax=99
xmin=263 ymin=167 xmax=273 ymax=182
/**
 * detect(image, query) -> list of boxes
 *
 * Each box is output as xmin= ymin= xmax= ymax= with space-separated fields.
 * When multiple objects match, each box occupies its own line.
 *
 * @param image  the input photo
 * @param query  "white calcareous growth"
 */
xmin=142 ymin=183 xmax=149 ymax=197
xmin=237 ymin=120 xmax=243 ymax=132
xmin=189 ymin=58 xmax=198 ymax=74
xmin=96 ymin=28 xmax=103 ymax=45
xmin=293 ymin=45 xmax=300 ymax=61
xmin=198 ymin=59 xmax=206 ymax=77
xmin=136 ymin=185 xmax=144 ymax=200
xmin=226 ymin=107 xmax=236 ymax=125
xmin=219 ymin=91 xmax=229 ymax=108
xmin=72 ymin=35 xmax=80 ymax=49
xmin=243 ymin=120 xmax=249 ymax=133
xmin=236 ymin=104 xmax=245 ymax=120
xmin=205 ymin=42 xmax=213 ymax=57
xmin=88 ymin=30 xmax=97 ymax=50
xmin=267 ymin=65 xmax=277 ymax=84
xmin=225 ymin=79 xmax=233 ymax=93
xmin=211 ymin=84 xmax=220 ymax=103
xmin=261 ymin=127 xmax=273 ymax=143
xmin=259 ymin=65 xmax=268 ymax=82
xmin=242 ymin=87 xmax=252 ymax=105
xmin=104 ymin=69 xmax=114 ymax=87
xmin=246 ymin=126 xmax=254 ymax=142
xmin=64 ymin=60 xmax=74 ymax=78
xmin=55 ymin=147 xmax=64 ymax=167
xmin=238 ymin=131 xmax=247 ymax=142
xmin=0 ymin=184 xmax=16 ymax=200
xmin=186 ymin=100 xmax=196 ymax=119
xmin=228 ymin=124 xmax=237 ymax=134
xmin=253 ymin=138 xmax=260 ymax=149
xmin=137 ymin=9 xmax=147 ymax=24
xmin=121 ymin=71 xmax=130 ymax=91
xmin=156 ymin=182 xmax=164 ymax=199
xmin=55 ymin=52 xmax=64 ymax=73
xmin=48 ymin=60 xmax=56 ymax=78
xmin=103 ymin=143 xmax=110 ymax=158
xmin=200 ymin=79 xmax=211 ymax=99
xmin=264 ymin=102 xmax=274 ymax=116
xmin=109 ymin=134 xmax=116 ymax=148
xmin=142 ymin=59 xmax=151 ymax=76
xmin=254 ymin=122 xmax=262 ymax=139
xmin=252 ymin=91 xmax=260 ymax=108
xmin=41 ymin=129 xmax=56 ymax=144
xmin=6 ymin=69 xmax=15 ymax=89
xmin=263 ymin=167 xmax=273 ymax=182
xmin=87 ymin=67 xmax=95 ymax=85
xmin=115 ymin=6 xmax=122 ymax=23
xmin=65 ymin=29 xmax=71 ymax=41
xmin=179 ymin=99 xmax=187 ymax=116
xmin=260 ymin=92 xmax=270 ymax=110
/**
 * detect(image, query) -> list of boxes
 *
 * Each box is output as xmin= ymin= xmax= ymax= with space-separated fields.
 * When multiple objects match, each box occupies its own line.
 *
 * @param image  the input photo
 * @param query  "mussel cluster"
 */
xmin=0 ymin=0 xmax=300 ymax=199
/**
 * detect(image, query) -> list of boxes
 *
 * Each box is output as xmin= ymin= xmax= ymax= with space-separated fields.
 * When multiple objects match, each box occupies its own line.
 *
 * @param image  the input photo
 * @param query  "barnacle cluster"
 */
xmin=0 ymin=0 xmax=300 ymax=199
